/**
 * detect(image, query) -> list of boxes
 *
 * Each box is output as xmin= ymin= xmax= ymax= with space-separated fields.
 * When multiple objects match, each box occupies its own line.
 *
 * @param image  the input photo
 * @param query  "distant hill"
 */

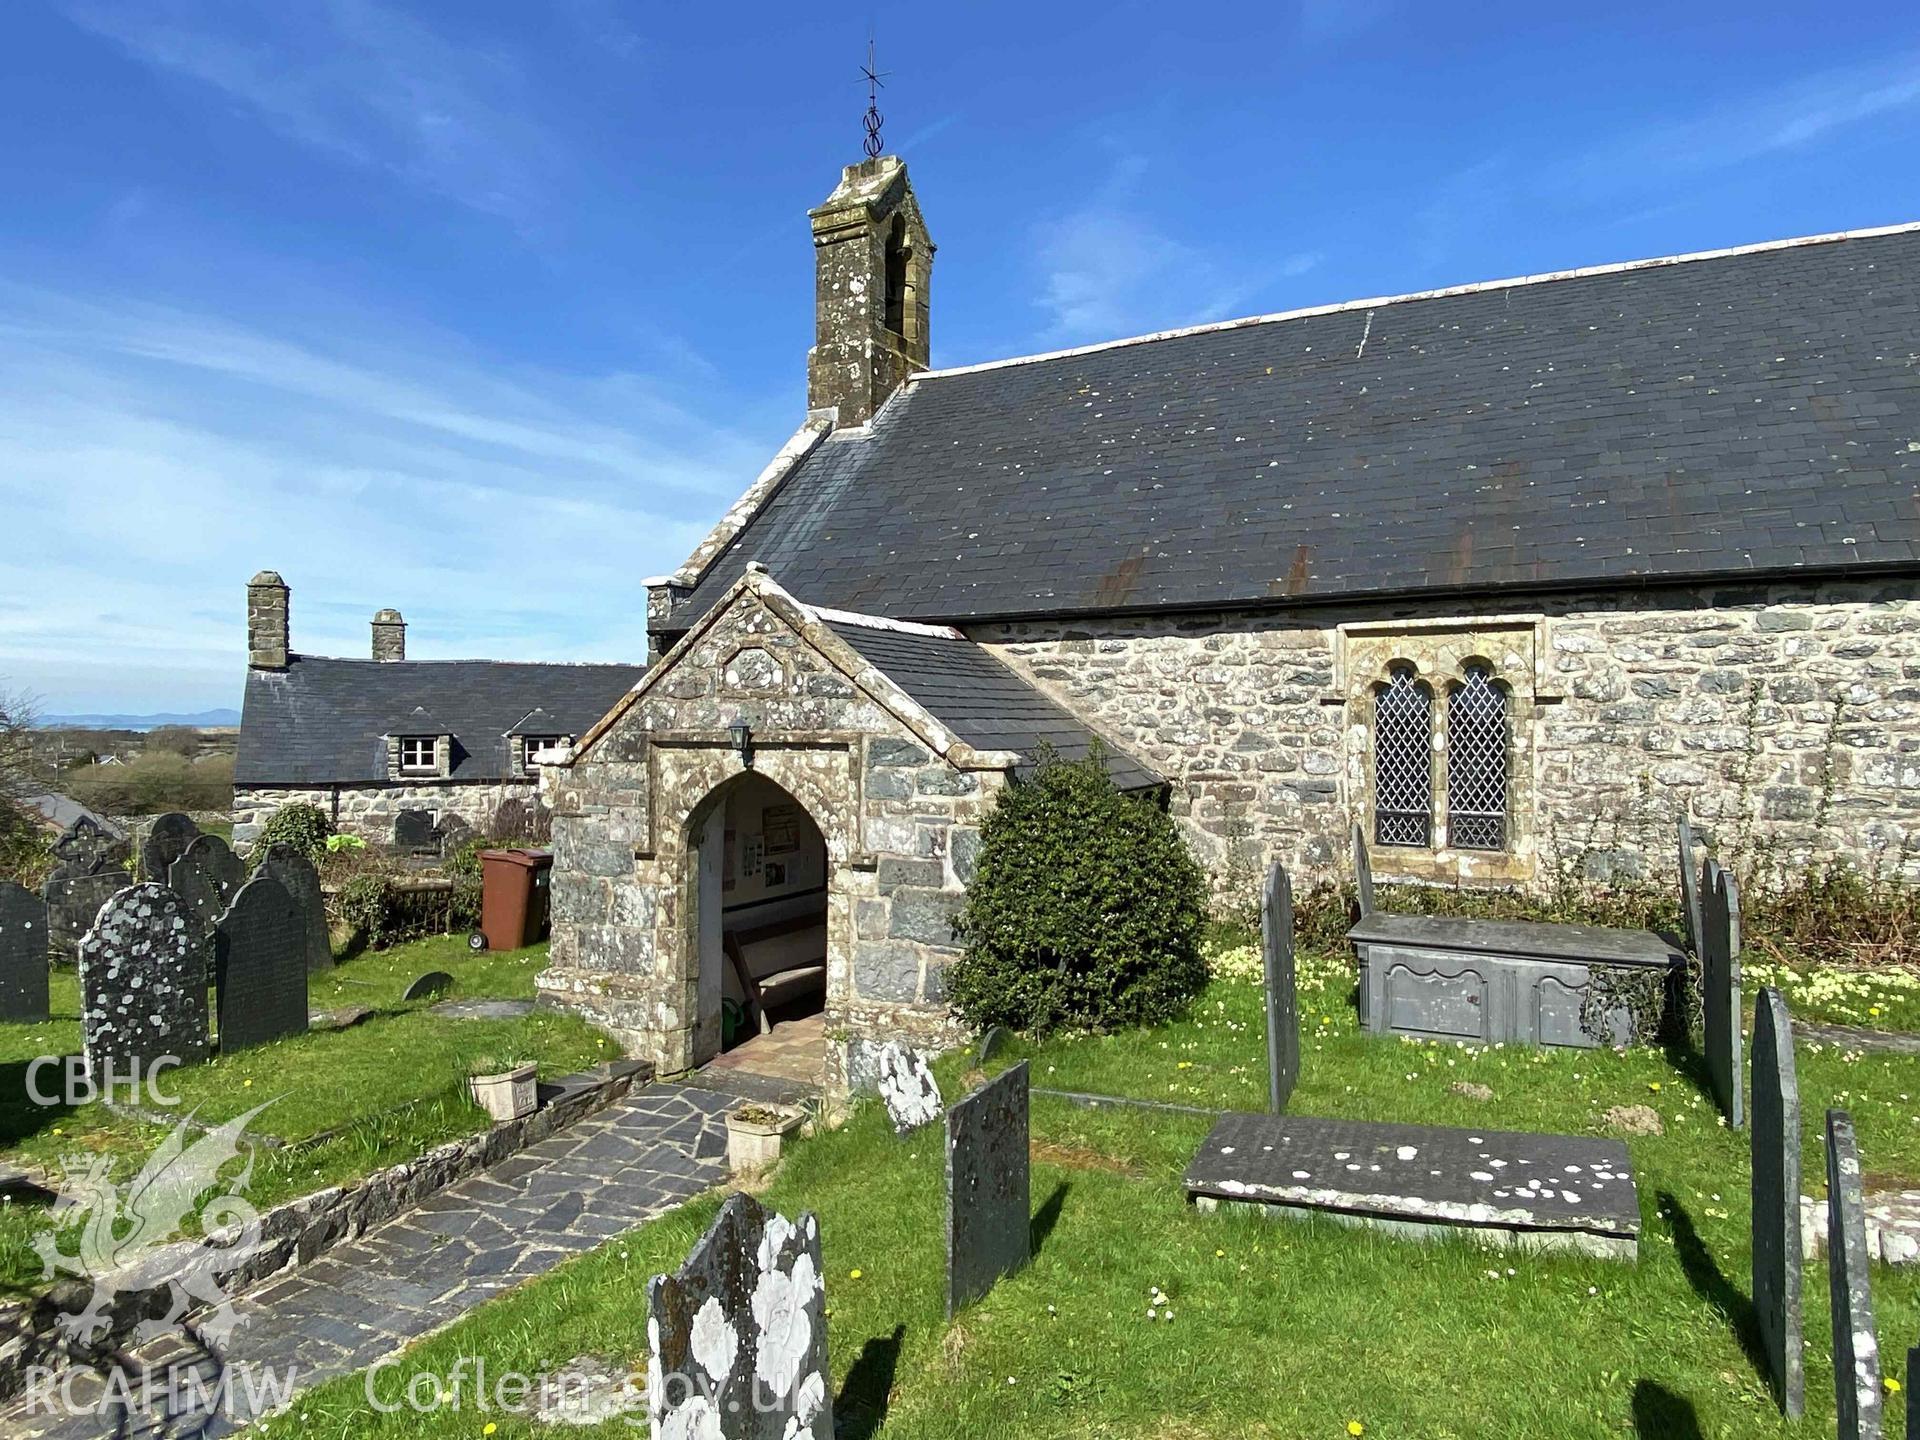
xmin=41 ymin=708 xmax=241 ymax=731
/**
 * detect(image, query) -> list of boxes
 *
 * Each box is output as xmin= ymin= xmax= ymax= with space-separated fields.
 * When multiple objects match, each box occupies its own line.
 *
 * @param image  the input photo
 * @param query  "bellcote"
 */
xmin=807 ymin=156 xmax=934 ymax=427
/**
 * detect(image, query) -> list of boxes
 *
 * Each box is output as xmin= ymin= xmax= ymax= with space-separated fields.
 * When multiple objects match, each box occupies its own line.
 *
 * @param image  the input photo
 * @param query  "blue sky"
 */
xmin=5 ymin=1 xmax=1920 ymax=714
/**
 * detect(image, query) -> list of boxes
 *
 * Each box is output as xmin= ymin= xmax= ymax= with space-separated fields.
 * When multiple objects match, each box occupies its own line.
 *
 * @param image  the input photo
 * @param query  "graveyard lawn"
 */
xmin=0 ymin=936 xmax=611 ymax=1291
xmin=282 ymin=943 xmax=1920 ymax=1439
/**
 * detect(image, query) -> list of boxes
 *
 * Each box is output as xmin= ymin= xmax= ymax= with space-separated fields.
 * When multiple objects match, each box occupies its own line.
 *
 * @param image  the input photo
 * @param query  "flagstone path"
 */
xmin=8 ymin=1070 xmax=808 ymax=1438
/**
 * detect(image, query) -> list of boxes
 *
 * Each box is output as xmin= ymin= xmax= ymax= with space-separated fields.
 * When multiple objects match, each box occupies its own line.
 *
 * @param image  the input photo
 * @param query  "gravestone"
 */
xmin=45 ymin=871 xmax=130 ymax=962
xmin=0 ymin=881 xmax=50 ymax=1022
xmin=1826 ymin=1109 xmax=1883 ymax=1440
xmin=215 ymin=875 xmax=309 ymax=1053
xmin=393 ymin=810 xmax=436 ymax=850
xmin=168 ymin=834 xmax=245 ymax=934
xmin=1700 ymin=859 xmax=1744 ymax=1129
xmin=947 ymin=1060 xmax=1031 ymax=1316
xmin=1751 ymin=987 xmax=1804 ymax=1417
xmin=402 ymin=971 xmax=454 ymax=1001
xmin=974 ymin=1025 xmax=1010 ymax=1066
xmin=1676 ymin=816 xmax=1703 ymax=956
xmin=646 ymin=1191 xmax=831 ymax=1438
xmin=1262 ymin=861 xmax=1299 ymax=1114
xmin=257 ymin=843 xmax=332 ymax=973
xmin=875 ymin=1040 xmax=941 ymax=1134
xmin=78 ymin=884 xmax=210 ymax=1079
xmin=1351 ymin=823 xmax=1374 ymax=918
xmin=140 ymin=812 xmax=200 ymax=883
xmin=51 ymin=815 xmax=129 ymax=875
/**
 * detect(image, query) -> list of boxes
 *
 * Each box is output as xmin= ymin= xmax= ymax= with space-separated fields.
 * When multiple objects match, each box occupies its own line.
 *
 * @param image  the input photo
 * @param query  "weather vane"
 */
xmin=860 ymin=38 xmax=887 ymax=158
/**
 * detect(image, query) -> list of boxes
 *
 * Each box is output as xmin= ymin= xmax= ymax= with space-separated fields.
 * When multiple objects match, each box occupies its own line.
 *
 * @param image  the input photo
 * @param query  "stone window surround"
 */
xmin=1329 ymin=614 xmax=1557 ymax=886
xmin=388 ymin=733 xmax=452 ymax=781
xmin=510 ymin=733 xmax=569 ymax=776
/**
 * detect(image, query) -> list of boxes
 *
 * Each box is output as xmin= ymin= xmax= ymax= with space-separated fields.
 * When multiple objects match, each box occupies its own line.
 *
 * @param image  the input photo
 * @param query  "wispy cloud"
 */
xmin=0 ymin=286 xmax=771 ymax=711
xmin=1031 ymin=146 xmax=1320 ymax=343
xmin=63 ymin=0 xmax=565 ymax=223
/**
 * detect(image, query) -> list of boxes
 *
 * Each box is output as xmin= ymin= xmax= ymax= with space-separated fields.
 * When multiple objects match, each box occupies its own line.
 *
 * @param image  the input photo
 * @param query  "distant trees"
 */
xmin=0 ymin=683 xmax=50 ymax=887
xmin=145 ymin=725 xmax=201 ymax=758
xmin=65 ymin=752 xmax=233 ymax=817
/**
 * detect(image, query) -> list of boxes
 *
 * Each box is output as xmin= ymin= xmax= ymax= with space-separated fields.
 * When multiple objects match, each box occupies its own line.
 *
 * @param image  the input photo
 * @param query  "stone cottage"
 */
xmin=234 ymin=572 xmax=645 ymax=849
xmin=544 ymin=151 xmax=1920 ymax=1085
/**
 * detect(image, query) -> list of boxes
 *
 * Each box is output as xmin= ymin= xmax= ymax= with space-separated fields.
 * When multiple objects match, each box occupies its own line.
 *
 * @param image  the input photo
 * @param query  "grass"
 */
xmin=0 ymin=936 xmax=612 ymax=1293
xmin=277 ymin=943 xmax=1920 ymax=1439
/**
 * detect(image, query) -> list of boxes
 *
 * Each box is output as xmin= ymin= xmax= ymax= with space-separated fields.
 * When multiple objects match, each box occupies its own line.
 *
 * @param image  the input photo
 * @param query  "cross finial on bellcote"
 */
xmin=860 ymin=37 xmax=888 ymax=158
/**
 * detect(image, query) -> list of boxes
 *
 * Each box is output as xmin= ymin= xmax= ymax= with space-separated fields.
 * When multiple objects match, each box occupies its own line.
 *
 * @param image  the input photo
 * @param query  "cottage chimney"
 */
xmin=371 ymin=608 xmax=407 ymax=662
xmin=246 ymin=571 xmax=289 ymax=670
xmin=807 ymin=155 xmax=934 ymax=427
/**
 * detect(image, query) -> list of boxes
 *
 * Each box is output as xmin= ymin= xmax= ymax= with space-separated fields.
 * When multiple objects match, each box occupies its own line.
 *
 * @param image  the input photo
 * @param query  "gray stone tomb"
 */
xmin=168 ymin=833 xmax=246 ymax=935
xmin=646 ymin=1191 xmax=831 ymax=1438
xmin=140 ymin=812 xmax=200 ymax=884
xmin=1262 ymin=861 xmax=1299 ymax=1113
xmin=947 ymin=1060 xmax=1031 ymax=1316
xmin=875 ymin=1040 xmax=941 ymax=1135
xmin=256 ymin=842 xmax=333 ymax=973
xmin=79 ymin=883 xmax=210 ymax=1079
xmin=44 ymin=870 xmax=131 ymax=963
xmin=1750 ymin=987 xmax=1803 ymax=1417
xmin=0 ymin=880 xmax=50 ymax=1023
xmin=215 ymin=874 xmax=310 ymax=1053
xmin=1700 ymin=859 xmax=1744 ymax=1129
xmin=1826 ymin=1109 xmax=1883 ymax=1440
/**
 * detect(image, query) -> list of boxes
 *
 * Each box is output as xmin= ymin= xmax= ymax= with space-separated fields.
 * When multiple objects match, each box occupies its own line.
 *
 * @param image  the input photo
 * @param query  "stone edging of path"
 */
xmin=1800 ymin=1188 xmax=1920 ymax=1266
xmin=0 ymin=1058 xmax=652 ymax=1402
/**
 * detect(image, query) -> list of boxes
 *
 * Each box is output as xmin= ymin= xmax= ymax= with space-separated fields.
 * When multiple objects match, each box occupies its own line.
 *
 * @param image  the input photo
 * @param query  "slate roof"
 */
xmin=823 ymin=618 xmax=1162 ymax=791
xmin=237 ymin=656 xmax=646 ymax=786
xmin=677 ymin=226 xmax=1920 ymax=626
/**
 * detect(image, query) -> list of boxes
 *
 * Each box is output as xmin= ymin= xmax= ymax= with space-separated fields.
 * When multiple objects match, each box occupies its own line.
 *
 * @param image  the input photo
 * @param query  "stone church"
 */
xmin=542 ymin=152 xmax=1920 ymax=1086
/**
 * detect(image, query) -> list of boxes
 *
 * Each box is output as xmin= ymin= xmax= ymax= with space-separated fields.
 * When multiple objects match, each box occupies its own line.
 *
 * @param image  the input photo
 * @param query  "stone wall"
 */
xmin=973 ymin=577 xmax=1920 ymax=897
xmin=541 ymin=575 xmax=997 ymax=1087
xmin=232 ymin=780 xmax=537 ymax=850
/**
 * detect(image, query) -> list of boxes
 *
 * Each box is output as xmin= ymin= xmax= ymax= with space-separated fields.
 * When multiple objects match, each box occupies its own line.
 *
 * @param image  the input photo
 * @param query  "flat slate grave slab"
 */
xmin=1184 ymin=1112 xmax=1640 ymax=1260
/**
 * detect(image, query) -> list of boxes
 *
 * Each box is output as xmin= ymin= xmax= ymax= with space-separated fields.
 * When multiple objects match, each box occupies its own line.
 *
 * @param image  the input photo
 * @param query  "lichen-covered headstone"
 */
xmin=1677 ymin=816 xmax=1702 ymax=956
xmin=646 ymin=1192 xmax=831 ymax=1439
xmin=52 ymin=814 xmax=129 ymax=875
xmin=169 ymin=834 xmax=246 ymax=935
xmin=79 ymin=884 xmax=210 ymax=1079
xmin=1263 ymin=861 xmax=1298 ymax=1114
xmin=1826 ymin=1109 xmax=1883 ymax=1440
xmin=1751 ymin=987 xmax=1803 ymax=1417
xmin=257 ymin=843 xmax=332 ymax=973
xmin=215 ymin=874 xmax=309 ymax=1053
xmin=0 ymin=880 xmax=49 ymax=1023
xmin=1700 ymin=859 xmax=1743 ymax=1129
xmin=44 ymin=870 xmax=130 ymax=963
xmin=875 ymin=1041 xmax=941 ymax=1134
xmin=140 ymin=812 xmax=200 ymax=884
xmin=947 ymin=1061 xmax=1030 ymax=1316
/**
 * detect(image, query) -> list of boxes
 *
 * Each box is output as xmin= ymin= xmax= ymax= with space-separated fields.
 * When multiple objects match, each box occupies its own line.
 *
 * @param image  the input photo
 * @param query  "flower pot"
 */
xmin=469 ymin=1062 xmax=538 ymax=1122
xmin=725 ymin=1105 xmax=805 ymax=1174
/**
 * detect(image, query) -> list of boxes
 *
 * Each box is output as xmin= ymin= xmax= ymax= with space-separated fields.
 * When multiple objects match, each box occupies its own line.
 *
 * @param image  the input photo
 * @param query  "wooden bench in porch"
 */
xmin=722 ymin=913 xmax=828 ymax=1035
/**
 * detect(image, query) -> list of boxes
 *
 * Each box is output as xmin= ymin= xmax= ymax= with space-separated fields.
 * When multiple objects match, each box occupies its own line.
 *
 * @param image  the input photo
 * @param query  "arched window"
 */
xmin=883 ymin=215 xmax=909 ymax=337
xmin=1448 ymin=664 xmax=1509 ymax=851
xmin=1373 ymin=666 xmax=1431 ymax=847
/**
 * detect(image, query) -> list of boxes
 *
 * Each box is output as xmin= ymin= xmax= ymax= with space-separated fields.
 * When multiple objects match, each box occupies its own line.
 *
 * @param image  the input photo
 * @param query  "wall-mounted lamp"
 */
xmin=729 ymin=721 xmax=753 ymax=768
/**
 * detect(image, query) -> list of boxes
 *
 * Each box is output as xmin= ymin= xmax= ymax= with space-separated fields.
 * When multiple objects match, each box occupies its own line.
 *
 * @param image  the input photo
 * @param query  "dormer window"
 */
xmin=521 ymin=736 xmax=564 ymax=774
xmin=397 ymin=736 xmax=440 ymax=775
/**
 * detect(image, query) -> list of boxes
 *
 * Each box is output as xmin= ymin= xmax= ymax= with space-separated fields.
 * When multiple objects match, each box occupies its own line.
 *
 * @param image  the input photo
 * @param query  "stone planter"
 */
xmin=470 ymin=1062 xmax=539 ymax=1122
xmin=726 ymin=1105 xmax=805 ymax=1173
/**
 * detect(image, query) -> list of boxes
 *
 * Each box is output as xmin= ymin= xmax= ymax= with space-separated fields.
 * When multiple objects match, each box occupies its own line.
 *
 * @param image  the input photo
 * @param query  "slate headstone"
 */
xmin=875 ymin=1040 xmax=942 ymax=1134
xmin=1351 ymin=823 xmax=1374 ymax=919
xmin=646 ymin=1191 xmax=831 ymax=1438
xmin=45 ymin=871 xmax=130 ymax=962
xmin=78 ymin=884 xmax=210 ymax=1079
xmin=1700 ymin=859 xmax=1743 ymax=1129
xmin=946 ymin=1060 xmax=1031 ymax=1316
xmin=974 ymin=1025 xmax=1010 ymax=1067
xmin=403 ymin=971 xmax=455 ymax=1001
xmin=51 ymin=815 xmax=129 ymax=875
xmin=393 ymin=810 xmax=436 ymax=850
xmin=434 ymin=811 xmax=475 ymax=856
xmin=1677 ymin=816 xmax=1703 ymax=957
xmin=140 ymin=812 xmax=200 ymax=884
xmin=168 ymin=833 xmax=246 ymax=935
xmin=0 ymin=881 xmax=50 ymax=1023
xmin=1751 ymin=987 xmax=1803 ymax=1417
xmin=257 ymin=843 xmax=332 ymax=973
xmin=1262 ymin=860 xmax=1299 ymax=1114
xmin=1826 ymin=1109 xmax=1883 ymax=1440
xmin=215 ymin=875 xmax=309 ymax=1053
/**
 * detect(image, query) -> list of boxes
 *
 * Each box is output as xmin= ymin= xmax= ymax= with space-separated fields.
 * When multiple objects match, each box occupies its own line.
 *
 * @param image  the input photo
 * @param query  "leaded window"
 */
xmin=1448 ymin=665 xmax=1509 ymax=851
xmin=1373 ymin=666 xmax=1431 ymax=847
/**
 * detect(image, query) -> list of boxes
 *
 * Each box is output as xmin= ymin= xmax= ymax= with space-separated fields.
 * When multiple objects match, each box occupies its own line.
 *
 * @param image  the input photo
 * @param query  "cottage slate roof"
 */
xmin=677 ymin=226 xmax=1920 ymax=626
xmin=822 ymin=618 xmax=1162 ymax=791
xmin=237 ymin=656 xmax=645 ymax=786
